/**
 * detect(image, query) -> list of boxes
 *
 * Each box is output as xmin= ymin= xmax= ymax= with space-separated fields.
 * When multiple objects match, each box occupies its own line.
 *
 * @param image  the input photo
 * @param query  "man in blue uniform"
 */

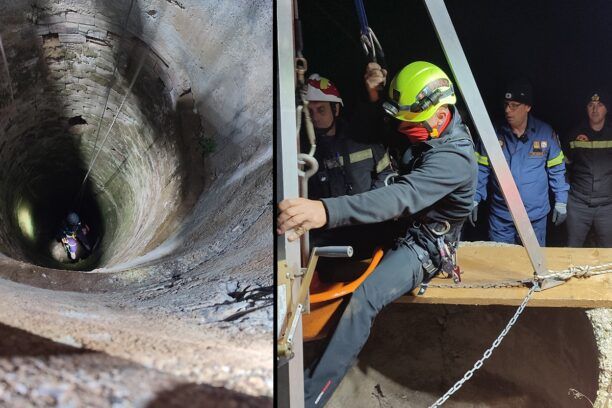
xmin=469 ymin=79 xmax=569 ymax=246
xmin=278 ymin=61 xmax=477 ymax=407
xmin=565 ymin=91 xmax=612 ymax=247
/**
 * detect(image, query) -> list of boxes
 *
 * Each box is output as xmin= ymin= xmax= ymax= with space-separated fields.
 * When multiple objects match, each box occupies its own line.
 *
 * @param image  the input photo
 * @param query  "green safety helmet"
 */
xmin=383 ymin=61 xmax=456 ymax=122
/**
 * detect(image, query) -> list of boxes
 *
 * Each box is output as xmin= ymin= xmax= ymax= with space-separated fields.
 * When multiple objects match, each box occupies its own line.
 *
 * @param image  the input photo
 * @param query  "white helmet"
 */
xmin=305 ymin=74 xmax=343 ymax=106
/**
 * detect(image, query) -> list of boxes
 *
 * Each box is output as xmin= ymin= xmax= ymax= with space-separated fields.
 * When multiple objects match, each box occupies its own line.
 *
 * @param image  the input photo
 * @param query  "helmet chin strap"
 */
xmin=425 ymin=110 xmax=451 ymax=138
xmin=315 ymin=120 xmax=335 ymax=137
xmin=422 ymin=122 xmax=438 ymax=138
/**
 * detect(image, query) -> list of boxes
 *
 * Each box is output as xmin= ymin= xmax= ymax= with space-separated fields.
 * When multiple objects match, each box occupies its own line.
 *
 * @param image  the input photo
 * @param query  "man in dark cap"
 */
xmin=565 ymin=91 xmax=612 ymax=247
xmin=469 ymin=78 xmax=569 ymax=246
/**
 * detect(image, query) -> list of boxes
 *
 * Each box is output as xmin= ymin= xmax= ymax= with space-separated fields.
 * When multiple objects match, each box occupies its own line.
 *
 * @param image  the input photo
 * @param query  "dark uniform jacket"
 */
xmin=307 ymin=118 xmax=393 ymax=199
xmin=566 ymin=122 xmax=612 ymax=206
xmin=321 ymin=107 xmax=477 ymax=232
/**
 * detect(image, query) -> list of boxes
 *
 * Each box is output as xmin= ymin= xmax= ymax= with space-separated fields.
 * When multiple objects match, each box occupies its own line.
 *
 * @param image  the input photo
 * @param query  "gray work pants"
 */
xmin=567 ymin=194 xmax=612 ymax=247
xmin=303 ymin=237 xmax=426 ymax=407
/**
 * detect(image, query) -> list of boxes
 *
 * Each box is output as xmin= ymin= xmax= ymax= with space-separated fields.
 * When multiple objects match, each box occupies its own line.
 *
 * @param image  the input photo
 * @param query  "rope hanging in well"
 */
xmin=76 ymin=0 xmax=137 ymax=207
xmin=76 ymin=54 xmax=145 ymax=205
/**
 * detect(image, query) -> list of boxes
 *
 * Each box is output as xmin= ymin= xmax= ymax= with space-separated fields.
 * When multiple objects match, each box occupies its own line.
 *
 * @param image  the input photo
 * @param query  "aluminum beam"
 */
xmin=424 ymin=0 xmax=546 ymax=275
xmin=276 ymin=0 xmax=305 ymax=406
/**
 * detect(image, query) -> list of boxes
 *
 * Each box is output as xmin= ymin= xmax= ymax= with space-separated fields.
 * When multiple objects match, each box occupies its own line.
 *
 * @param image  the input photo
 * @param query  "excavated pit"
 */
xmin=313 ymin=304 xmax=603 ymax=407
xmin=0 ymin=0 xmax=272 ymax=404
xmin=304 ymin=244 xmax=610 ymax=406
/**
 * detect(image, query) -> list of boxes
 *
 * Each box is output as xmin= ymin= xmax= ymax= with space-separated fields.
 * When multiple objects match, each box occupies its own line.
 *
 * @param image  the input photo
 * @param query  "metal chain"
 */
xmin=429 ymin=279 xmax=528 ymax=289
xmin=428 ymin=282 xmax=539 ymax=408
xmin=428 ymin=264 xmax=612 ymax=290
xmin=423 ymin=262 xmax=611 ymax=405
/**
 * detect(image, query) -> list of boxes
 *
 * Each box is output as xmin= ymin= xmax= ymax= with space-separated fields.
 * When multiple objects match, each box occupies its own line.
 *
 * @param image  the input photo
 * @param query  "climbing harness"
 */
xmin=425 ymin=221 xmax=461 ymax=283
xmin=353 ymin=0 xmax=385 ymax=67
xmin=410 ymin=220 xmax=462 ymax=295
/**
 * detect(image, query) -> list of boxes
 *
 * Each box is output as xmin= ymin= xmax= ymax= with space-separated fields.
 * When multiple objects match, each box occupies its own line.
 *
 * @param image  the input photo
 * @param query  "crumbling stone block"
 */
xmin=58 ymin=34 xmax=86 ymax=44
xmin=50 ymin=22 xmax=79 ymax=34
xmin=66 ymin=13 xmax=95 ymax=26
xmin=38 ymin=14 xmax=65 ymax=25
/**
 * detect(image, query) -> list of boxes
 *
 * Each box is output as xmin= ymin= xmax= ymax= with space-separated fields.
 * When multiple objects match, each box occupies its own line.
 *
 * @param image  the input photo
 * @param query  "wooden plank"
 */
xmin=398 ymin=246 xmax=612 ymax=308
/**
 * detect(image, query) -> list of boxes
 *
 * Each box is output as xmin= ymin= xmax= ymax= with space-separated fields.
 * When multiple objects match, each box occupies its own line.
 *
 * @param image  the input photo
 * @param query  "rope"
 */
xmin=353 ymin=0 xmax=386 ymax=67
xmin=0 ymin=34 xmax=14 ymax=103
xmin=293 ymin=0 xmax=318 ymax=266
xmin=353 ymin=0 xmax=370 ymax=35
xmin=76 ymin=0 xmax=137 ymax=206
xmin=293 ymin=0 xmax=316 ymax=161
xmin=76 ymin=54 xmax=145 ymax=203
xmin=90 ymin=0 xmax=136 ymax=158
xmin=293 ymin=0 xmax=304 ymax=59
xmin=539 ymin=262 xmax=612 ymax=280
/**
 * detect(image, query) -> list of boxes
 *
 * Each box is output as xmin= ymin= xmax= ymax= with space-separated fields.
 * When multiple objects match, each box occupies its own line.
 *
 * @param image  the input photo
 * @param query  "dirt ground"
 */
xmin=0 ymin=277 xmax=272 ymax=407
xmin=0 ymin=323 xmax=269 ymax=407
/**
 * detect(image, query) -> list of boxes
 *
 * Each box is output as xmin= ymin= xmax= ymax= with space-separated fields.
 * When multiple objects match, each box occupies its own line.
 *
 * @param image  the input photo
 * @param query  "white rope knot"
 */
xmin=577 ymin=265 xmax=590 ymax=278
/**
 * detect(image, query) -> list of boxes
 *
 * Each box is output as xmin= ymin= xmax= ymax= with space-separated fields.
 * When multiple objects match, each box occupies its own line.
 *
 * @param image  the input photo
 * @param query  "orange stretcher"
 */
xmin=302 ymin=248 xmax=384 ymax=341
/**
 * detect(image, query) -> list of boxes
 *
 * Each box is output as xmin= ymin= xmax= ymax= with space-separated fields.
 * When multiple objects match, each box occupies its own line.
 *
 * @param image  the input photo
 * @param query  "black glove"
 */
xmin=468 ymin=201 xmax=478 ymax=227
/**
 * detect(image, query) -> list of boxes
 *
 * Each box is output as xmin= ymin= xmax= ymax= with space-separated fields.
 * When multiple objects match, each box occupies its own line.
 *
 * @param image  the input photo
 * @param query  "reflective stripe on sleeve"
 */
xmin=349 ymin=148 xmax=373 ymax=163
xmin=375 ymin=152 xmax=391 ymax=173
xmin=570 ymin=140 xmax=612 ymax=149
xmin=547 ymin=151 xmax=564 ymax=167
xmin=475 ymin=152 xmax=489 ymax=166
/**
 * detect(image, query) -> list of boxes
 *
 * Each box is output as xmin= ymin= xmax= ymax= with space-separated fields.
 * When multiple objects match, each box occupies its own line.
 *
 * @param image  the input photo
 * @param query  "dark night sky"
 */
xmin=298 ymin=0 xmax=612 ymax=141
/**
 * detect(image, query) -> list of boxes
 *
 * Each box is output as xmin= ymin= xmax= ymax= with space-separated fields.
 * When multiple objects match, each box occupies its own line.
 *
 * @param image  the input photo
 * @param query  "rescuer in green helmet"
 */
xmin=278 ymin=61 xmax=478 ymax=407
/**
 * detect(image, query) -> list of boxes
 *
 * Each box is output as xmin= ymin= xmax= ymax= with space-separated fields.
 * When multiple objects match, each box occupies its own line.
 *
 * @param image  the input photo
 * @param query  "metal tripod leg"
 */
xmin=424 ymin=0 xmax=546 ymax=277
